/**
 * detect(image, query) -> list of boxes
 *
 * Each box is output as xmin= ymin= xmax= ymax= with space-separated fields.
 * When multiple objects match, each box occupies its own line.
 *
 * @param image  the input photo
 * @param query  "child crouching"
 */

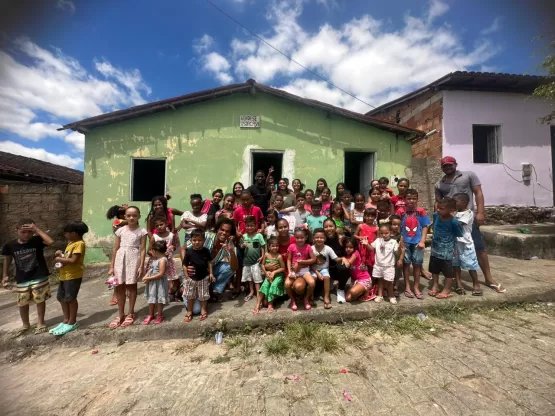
xmin=142 ymin=241 xmax=169 ymax=325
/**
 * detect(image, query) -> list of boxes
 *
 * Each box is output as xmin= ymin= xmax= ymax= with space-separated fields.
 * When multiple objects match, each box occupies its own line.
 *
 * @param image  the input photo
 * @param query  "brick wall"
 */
xmin=0 ymin=182 xmax=83 ymax=260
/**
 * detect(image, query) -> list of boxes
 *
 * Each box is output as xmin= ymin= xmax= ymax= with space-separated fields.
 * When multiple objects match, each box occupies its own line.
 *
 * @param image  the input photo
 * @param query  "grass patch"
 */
xmin=225 ymin=335 xmax=245 ymax=350
xmin=211 ymin=354 xmax=231 ymax=364
xmin=265 ymin=334 xmax=289 ymax=356
xmin=426 ymin=302 xmax=470 ymax=323
xmin=264 ymin=322 xmax=340 ymax=357
xmin=190 ymin=355 xmax=203 ymax=363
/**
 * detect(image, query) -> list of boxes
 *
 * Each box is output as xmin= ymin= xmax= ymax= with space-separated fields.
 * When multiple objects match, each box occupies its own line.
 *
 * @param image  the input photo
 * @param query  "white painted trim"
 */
xmin=241 ymin=146 xmax=295 ymax=185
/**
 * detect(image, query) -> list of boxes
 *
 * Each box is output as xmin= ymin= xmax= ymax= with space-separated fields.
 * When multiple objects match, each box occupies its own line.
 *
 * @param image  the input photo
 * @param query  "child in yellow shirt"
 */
xmin=51 ymin=222 xmax=89 ymax=336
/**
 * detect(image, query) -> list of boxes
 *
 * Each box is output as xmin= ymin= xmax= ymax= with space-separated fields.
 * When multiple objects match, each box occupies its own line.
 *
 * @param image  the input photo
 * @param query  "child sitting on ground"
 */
xmin=241 ymin=216 xmax=266 ymax=302
xmin=343 ymin=237 xmax=374 ymax=302
xmin=142 ymin=240 xmax=169 ymax=325
xmin=428 ymin=198 xmax=463 ymax=299
xmin=311 ymin=228 xmax=340 ymax=309
xmin=452 ymin=193 xmax=482 ymax=296
xmin=51 ymin=221 xmax=89 ymax=336
xmin=368 ymin=223 xmax=401 ymax=304
xmin=396 ymin=189 xmax=430 ymax=300
xmin=286 ymin=227 xmax=317 ymax=311
xmin=306 ymin=201 xmax=327 ymax=232
xmin=2 ymin=219 xmax=54 ymax=336
xmin=183 ymin=229 xmax=214 ymax=322
xmin=254 ymin=236 xmax=286 ymax=313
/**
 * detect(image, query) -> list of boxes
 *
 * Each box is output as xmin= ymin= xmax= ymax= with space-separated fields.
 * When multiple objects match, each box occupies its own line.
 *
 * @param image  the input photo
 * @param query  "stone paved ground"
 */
xmin=0 ymin=305 xmax=554 ymax=416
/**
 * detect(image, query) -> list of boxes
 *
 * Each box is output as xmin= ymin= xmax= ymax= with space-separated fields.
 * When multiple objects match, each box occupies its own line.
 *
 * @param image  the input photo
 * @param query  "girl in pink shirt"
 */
xmin=343 ymin=237 xmax=374 ymax=302
xmin=286 ymin=228 xmax=316 ymax=311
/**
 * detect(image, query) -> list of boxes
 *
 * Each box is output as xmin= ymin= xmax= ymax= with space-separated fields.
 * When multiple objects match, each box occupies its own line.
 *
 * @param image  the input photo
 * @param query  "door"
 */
xmin=251 ymin=151 xmax=283 ymax=187
xmin=344 ymin=151 xmax=375 ymax=194
xmin=359 ymin=153 xmax=375 ymax=197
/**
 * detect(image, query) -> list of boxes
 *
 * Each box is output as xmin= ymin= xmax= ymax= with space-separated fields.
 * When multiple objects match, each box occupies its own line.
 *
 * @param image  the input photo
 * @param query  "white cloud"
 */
xmin=56 ymin=0 xmax=75 ymax=14
xmin=481 ymin=17 xmax=502 ymax=35
xmin=202 ymin=52 xmax=234 ymax=84
xmin=0 ymin=37 xmax=151 ymax=158
xmin=0 ymin=141 xmax=82 ymax=169
xmin=193 ymin=34 xmax=214 ymax=53
xmin=201 ymin=0 xmax=499 ymax=113
xmin=64 ymin=131 xmax=85 ymax=151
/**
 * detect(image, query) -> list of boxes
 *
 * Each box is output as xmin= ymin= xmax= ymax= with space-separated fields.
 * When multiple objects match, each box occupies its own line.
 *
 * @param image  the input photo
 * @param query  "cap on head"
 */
xmin=441 ymin=156 xmax=457 ymax=166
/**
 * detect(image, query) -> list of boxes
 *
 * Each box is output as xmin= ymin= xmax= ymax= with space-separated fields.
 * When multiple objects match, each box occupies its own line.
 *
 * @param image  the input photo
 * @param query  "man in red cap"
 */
xmin=435 ymin=156 xmax=506 ymax=293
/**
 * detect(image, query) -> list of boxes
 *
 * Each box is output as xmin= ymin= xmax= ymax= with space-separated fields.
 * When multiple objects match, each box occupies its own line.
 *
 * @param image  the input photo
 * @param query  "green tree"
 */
xmin=532 ymin=35 xmax=555 ymax=124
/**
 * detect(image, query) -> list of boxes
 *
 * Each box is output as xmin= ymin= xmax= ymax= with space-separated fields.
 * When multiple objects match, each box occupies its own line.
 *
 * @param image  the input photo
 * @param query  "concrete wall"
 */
xmin=443 ymin=90 xmax=553 ymax=207
xmin=0 ymin=182 xmax=84 ymax=275
xmin=83 ymin=92 xmax=412 ymax=263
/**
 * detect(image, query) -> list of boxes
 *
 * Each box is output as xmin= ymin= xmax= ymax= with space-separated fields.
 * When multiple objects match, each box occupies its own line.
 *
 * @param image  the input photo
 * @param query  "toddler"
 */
xmin=142 ymin=241 xmax=169 ymax=325
xmin=378 ymin=177 xmax=395 ymax=199
xmin=241 ymin=216 xmax=266 ymax=302
xmin=389 ymin=215 xmax=405 ymax=297
xmin=255 ymin=237 xmax=286 ymax=313
xmin=369 ymin=224 xmax=401 ymax=304
xmin=148 ymin=216 xmax=180 ymax=301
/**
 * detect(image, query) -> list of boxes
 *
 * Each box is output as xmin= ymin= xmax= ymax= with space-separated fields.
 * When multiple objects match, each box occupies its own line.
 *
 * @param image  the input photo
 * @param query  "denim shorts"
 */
xmin=211 ymin=262 xmax=235 ymax=294
xmin=403 ymin=243 xmax=424 ymax=265
xmin=311 ymin=268 xmax=330 ymax=278
xmin=453 ymin=242 xmax=479 ymax=271
xmin=471 ymin=222 xmax=485 ymax=252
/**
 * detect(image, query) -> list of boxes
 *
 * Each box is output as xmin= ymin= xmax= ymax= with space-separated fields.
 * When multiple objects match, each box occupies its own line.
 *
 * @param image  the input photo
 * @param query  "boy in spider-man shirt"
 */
xmin=396 ymin=189 xmax=430 ymax=299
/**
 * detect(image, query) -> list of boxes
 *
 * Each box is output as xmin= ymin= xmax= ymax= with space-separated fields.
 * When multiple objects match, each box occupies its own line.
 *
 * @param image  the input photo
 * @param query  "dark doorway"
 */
xmin=344 ymin=151 xmax=375 ymax=195
xmin=551 ymin=126 xmax=555 ymax=205
xmin=251 ymin=152 xmax=283 ymax=186
xmin=131 ymin=158 xmax=166 ymax=201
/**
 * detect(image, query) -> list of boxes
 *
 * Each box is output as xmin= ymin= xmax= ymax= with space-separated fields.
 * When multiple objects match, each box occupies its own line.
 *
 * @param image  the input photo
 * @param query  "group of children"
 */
xmin=2 ymin=174 xmax=484 ymax=334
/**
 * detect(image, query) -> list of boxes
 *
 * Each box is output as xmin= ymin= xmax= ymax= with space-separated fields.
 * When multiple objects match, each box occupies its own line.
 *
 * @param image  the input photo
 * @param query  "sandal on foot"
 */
xmin=12 ymin=326 xmax=31 ymax=338
xmin=436 ymin=293 xmax=453 ymax=299
xmin=268 ymin=305 xmax=275 ymax=312
xmin=291 ymin=303 xmax=298 ymax=311
xmin=244 ymin=294 xmax=253 ymax=302
xmin=414 ymin=293 xmax=424 ymax=300
xmin=488 ymin=283 xmax=506 ymax=293
xmin=143 ymin=315 xmax=154 ymax=325
xmin=472 ymin=289 xmax=483 ymax=296
xmin=404 ymin=290 xmax=415 ymax=298
xmin=199 ymin=313 xmax=208 ymax=321
xmin=121 ymin=314 xmax=135 ymax=327
xmin=49 ymin=323 xmax=66 ymax=334
xmin=304 ymin=300 xmax=312 ymax=311
xmin=455 ymin=287 xmax=466 ymax=295
xmin=109 ymin=299 xmax=118 ymax=306
xmin=428 ymin=290 xmax=438 ymax=297
xmin=183 ymin=313 xmax=193 ymax=323
xmin=324 ymin=302 xmax=332 ymax=309
xmin=109 ymin=317 xmax=123 ymax=329
xmin=34 ymin=326 xmax=47 ymax=335
xmin=154 ymin=315 xmax=164 ymax=324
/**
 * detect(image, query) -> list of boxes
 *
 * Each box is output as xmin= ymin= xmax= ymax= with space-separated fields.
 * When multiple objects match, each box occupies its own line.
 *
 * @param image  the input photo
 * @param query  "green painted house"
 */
xmin=62 ymin=79 xmax=422 ymax=263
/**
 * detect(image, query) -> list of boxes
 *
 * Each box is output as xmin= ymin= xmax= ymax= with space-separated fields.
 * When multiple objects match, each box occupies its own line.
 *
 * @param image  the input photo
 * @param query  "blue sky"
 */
xmin=0 ymin=0 xmax=550 ymax=170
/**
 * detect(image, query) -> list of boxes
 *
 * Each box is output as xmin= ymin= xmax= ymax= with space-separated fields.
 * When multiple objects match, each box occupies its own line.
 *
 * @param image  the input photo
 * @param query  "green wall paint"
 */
xmin=82 ymin=92 xmax=411 ymax=262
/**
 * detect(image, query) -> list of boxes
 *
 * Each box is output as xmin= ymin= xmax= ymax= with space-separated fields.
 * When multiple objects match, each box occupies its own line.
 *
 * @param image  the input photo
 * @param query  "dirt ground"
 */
xmin=0 ymin=303 xmax=554 ymax=416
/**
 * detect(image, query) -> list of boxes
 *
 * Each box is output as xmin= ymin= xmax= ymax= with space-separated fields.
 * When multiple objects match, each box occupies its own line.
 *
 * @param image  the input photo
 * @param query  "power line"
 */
xmin=203 ymin=0 xmax=377 ymax=110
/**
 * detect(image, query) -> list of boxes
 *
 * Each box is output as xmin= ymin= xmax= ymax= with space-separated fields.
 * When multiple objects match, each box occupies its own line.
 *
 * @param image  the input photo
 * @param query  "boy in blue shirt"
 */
xmin=428 ymin=198 xmax=463 ymax=299
xmin=395 ymin=189 xmax=431 ymax=299
xmin=306 ymin=201 xmax=327 ymax=232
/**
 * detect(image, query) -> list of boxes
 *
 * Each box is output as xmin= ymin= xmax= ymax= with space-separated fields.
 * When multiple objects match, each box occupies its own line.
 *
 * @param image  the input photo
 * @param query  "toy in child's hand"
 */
xmin=106 ymin=275 xmax=118 ymax=286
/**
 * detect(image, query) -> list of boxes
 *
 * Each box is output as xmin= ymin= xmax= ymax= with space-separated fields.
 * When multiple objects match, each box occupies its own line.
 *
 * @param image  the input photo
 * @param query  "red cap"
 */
xmin=441 ymin=156 xmax=457 ymax=166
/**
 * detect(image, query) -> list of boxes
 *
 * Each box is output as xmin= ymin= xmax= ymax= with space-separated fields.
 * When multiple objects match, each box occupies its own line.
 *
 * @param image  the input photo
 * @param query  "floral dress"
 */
xmin=114 ymin=226 xmax=148 ymax=285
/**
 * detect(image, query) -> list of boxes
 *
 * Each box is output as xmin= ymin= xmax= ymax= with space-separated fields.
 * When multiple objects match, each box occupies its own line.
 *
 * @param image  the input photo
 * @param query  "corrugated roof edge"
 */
xmin=366 ymin=71 xmax=552 ymax=116
xmin=60 ymin=79 xmax=425 ymax=138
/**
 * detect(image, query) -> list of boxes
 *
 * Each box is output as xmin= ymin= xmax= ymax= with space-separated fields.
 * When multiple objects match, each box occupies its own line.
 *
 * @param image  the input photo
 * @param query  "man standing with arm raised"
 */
xmin=435 ymin=156 xmax=506 ymax=293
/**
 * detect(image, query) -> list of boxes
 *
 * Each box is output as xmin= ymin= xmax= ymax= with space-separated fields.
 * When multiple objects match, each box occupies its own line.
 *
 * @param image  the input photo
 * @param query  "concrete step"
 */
xmin=481 ymin=224 xmax=555 ymax=260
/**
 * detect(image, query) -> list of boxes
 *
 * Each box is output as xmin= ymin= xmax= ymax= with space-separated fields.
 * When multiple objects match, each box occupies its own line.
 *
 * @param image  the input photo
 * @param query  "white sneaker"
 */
xmin=337 ymin=289 xmax=346 ymax=304
xmin=374 ymin=296 xmax=384 ymax=303
xmin=389 ymin=297 xmax=398 ymax=304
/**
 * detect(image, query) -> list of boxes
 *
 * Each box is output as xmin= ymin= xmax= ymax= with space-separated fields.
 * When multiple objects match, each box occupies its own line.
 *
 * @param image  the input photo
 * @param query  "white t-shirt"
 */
xmin=265 ymin=224 xmax=277 ymax=239
xmin=371 ymin=238 xmax=399 ymax=267
xmin=180 ymin=211 xmax=207 ymax=236
xmin=280 ymin=213 xmax=296 ymax=235
xmin=311 ymin=244 xmax=338 ymax=270
xmin=455 ymin=210 xmax=474 ymax=246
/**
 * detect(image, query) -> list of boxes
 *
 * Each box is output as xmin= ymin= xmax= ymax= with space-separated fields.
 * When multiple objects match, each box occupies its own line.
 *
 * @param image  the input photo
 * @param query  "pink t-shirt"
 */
xmin=348 ymin=251 xmax=370 ymax=281
xmin=287 ymin=243 xmax=312 ymax=266
xmin=232 ymin=205 xmax=264 ymax=234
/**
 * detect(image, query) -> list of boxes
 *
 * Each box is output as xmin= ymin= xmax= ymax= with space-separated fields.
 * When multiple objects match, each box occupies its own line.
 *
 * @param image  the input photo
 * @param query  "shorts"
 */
xmin=311 ymin=268 xmax=330 ymax=278
xmin=471 ymin=222 xmax=485 ymax=252
xmin=453 ymin=242 xmax=479 ymax=271
xmin=354 ymin=278 xmax=372 ymax=290
xmin=428 ymin=256 xmax=454 ymax=278
xmin=404 ymin=243 xmax=424 ymax=265
xmin=242 ymin=264 xmax=263 ymax=283
xmin=14 ymin=279 xmax=51 ymax=307
xmin=183 ymin=276 xmax=210 ymax=301
xmin=57 ymin=278 xmax=82 ymax=302
xmin=293 ymin=267 xmax=310 ymax=277
xmin=372 ymin=265 xmax=395 ymax=282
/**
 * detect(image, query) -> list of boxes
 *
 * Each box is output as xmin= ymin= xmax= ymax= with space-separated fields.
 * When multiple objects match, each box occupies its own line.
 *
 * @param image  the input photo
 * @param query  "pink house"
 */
xmin=368 ymin=71 xmax=554 ymax=213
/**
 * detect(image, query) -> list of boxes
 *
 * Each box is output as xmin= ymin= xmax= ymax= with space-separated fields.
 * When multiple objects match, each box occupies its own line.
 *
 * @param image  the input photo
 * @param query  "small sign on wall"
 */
xmin=240 ymin=115 xmax=261 ymax=128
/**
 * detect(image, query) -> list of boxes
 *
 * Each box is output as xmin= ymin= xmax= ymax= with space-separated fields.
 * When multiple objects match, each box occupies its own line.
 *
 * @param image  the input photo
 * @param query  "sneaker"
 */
xmin=374 ymin=296 xmax=384 ymax=303
xmin=337 ymin=289 xmax=346 ymax=304
xmin=390 ymin=297 xmax=398 ymax=304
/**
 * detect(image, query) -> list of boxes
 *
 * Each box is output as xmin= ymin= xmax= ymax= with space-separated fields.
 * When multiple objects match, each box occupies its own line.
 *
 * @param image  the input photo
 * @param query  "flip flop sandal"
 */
xmin=404 ymin=290 xmax=415 ymax=299
xmin=414 ymin=293 xmax=424 ymax=300
xmin=109 ymin=317 xmax=123 ymax=329
xmin=455 ymin=287 xmax=466 ymax=295
xmin=154 ymin=315 xmax=164 ymax=324
xmin=109 ymin=299 xmax=118 ymax=306
xmin=12 ymin=326 xmax=31 ymax=338
xmin=49 ymin=323 xmax=66 ymax=334
xmin=143 ymin=315 xmax=154 ymax=325
xmin=488 ymin=283 xmax=506 ymax=293
xmin=199 ymin=313 xmax=208 ymax=321
xmin=34 ymin=326 xmax=48 ymax=335
xmin=428 ymin=290 xmax=438 ymax=297
xmin=183 ymin=314 xmax=193 ymax=323
xmin=244 ymin=295 xmax=253 ymax=302
xmin=472 ymin=290 xmax=483 ymax=296
xmin=324 ymin=302 xmax=332 ymax=309
xmin=435 ymin=293 xmax=453 ymax=299
xmin=121 ymin=314 xmax=135 ymax=327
